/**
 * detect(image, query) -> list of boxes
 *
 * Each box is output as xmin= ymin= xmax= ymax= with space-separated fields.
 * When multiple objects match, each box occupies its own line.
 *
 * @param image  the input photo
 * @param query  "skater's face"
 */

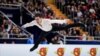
xmin=35 ymin=16 xmax=42 ymax=23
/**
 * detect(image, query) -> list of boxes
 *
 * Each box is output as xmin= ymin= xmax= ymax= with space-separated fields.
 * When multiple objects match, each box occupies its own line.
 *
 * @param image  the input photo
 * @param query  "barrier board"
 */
xmin=0 ymin=44 xmax=100 ymax=56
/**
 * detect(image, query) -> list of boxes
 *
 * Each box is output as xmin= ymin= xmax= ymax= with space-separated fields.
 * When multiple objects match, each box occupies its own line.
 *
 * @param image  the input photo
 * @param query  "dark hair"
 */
xmin=35 ymin=13 xmax=42 ymax=17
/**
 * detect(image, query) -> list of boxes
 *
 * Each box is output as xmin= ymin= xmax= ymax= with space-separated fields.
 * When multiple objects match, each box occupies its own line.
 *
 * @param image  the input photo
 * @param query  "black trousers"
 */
xmin=30 ymin=23 xmax=85 ymax=51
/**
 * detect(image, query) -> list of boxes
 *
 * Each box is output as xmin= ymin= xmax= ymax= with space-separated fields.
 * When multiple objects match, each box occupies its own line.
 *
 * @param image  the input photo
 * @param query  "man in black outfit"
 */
xmin=22 ymin=14 xmax=85 ymax=51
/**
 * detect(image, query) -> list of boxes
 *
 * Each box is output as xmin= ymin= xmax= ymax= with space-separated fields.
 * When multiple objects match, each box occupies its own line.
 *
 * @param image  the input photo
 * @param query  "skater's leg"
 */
xmin=52 ymin=23 xmax=85 ymax=31
xmin=30 ymin=36 xmax=43 ymax=51
xmin=64 ymin=23 xmax=85 ymax=29
xmin=30 ymin=31 xmax=48 ymax=51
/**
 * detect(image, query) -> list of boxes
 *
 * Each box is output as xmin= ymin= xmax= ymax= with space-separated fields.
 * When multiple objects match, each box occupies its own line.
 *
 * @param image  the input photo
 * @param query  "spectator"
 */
xmin=77 ymin=9 xmax=83 ymax=18
xmin=10 ymin=25 xmax=21 ymax=38
xmin=0 ymin=15 xmax=3 ymax=27
xmin=40 ymin=37 xmax=48 ymax=44
xmin=89 ymin=7 xmax=96 ymax=13
xmin=51 ymin=34 xmax=63 ymax=44
xmin=27 ymin=35 xmax=34 ymax=44
xmin=1 ymin=30 xmax=9 ymax=39
xmin=95 ymin=24 xmax=100 ymax=36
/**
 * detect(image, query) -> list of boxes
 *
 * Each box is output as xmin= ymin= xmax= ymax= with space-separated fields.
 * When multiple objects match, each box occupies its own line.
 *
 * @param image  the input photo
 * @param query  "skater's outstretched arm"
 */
xmin=49 ymin=19 xmax=66 ymax=24
xmin=22 ymin=21 xmax=35 ymax=28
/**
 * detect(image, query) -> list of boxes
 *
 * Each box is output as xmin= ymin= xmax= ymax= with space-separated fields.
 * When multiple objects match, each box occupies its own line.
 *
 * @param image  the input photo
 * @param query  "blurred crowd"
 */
xmin=0 ymin=0 xmax=22 ymax=4
xmin=24 ymin=0 xmax=55 ymax=19
xmin=0 ymin=14 xmax=11 ymax=38
xmin=0 ymin=13 xmax=28 ymax=39
xmin=55 ymin=0 xmax=100 ymax=36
